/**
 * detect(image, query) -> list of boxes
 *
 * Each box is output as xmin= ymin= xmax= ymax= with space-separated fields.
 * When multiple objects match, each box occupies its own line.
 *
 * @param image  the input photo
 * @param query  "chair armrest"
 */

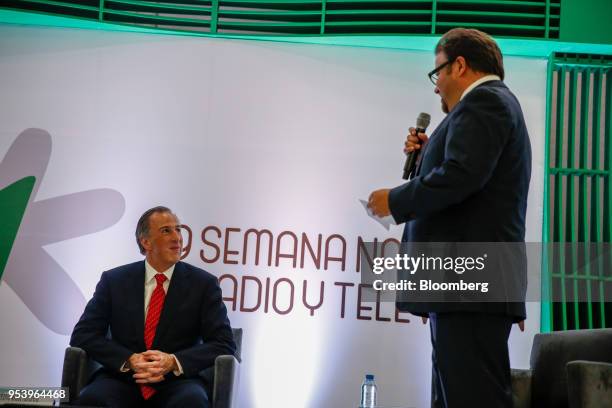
xmin=511 ymin=368 xmax=533 ymax=408
xmin=61 ymin=347 xmax=89 ymax=403
xmin=212 ymin=355 xmax=241 ymax=408
xmin=567 ymin=360 xmax=612 ymax=408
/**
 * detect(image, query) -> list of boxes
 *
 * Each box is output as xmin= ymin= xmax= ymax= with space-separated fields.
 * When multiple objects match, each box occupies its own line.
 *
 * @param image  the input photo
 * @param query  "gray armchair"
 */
xmin=61 ymin=328 xmax=242 ymax=408
xmin=511 ymin=328 xmax=612 ymax=408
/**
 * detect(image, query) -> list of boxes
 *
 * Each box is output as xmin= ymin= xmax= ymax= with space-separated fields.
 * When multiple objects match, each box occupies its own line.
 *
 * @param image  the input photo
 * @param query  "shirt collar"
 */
xmin=460 ymin=75 xmax=501 ymax=101
xmin=145 ymin=259 xmax=175 ymax=284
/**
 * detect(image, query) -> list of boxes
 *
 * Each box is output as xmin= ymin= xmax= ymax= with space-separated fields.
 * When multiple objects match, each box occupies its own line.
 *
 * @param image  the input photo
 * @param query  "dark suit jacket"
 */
xmin=70 ymin=260 xmax=236 ymax=383
xmin=388 ymin=80 xmax=531 ymax=320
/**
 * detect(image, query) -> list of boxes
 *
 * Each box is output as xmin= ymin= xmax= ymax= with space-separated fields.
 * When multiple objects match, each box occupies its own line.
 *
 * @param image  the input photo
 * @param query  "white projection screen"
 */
xmin=0 ymin=23 xmax=547 ymax=408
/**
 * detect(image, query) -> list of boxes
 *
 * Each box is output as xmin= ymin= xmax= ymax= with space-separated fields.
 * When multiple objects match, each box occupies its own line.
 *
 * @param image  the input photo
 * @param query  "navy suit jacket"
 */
xmin=70 ymin=260 xmax=236 ymax=382
xmin=389 ymin=80 xmax=531 ymax=319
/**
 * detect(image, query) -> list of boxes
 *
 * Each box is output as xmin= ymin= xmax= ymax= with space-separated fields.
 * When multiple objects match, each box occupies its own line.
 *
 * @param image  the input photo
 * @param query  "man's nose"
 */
xmin=434 ymin=87 xmax=440 ymax=94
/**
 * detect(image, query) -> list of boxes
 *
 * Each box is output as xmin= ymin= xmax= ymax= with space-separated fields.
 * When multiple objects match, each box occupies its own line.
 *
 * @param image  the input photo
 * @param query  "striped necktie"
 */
xmin=140 ymin=273 xmax=167 ymax=400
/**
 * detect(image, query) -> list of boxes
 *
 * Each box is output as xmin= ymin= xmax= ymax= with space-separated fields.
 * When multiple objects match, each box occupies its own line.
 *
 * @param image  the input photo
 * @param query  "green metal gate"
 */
xmin=542 ymin=52 xmax=612 ymax=332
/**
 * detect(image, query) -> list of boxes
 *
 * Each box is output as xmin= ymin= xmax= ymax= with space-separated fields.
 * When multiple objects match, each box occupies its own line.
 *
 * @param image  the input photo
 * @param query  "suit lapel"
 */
xmin=416 ymin=115 xmax=445 ymax=176
xmin=415 ymin=137 xmax=429 ymax=176
xmin=152 ymin=262 xmax=187 ymax=349
xmin=416 ymin=110 xmax=459 ymax=177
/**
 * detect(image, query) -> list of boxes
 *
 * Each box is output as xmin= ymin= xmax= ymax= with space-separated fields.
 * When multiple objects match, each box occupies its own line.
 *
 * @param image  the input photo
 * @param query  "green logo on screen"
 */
xmin=0 ymin=177 xmax=35 ymax=280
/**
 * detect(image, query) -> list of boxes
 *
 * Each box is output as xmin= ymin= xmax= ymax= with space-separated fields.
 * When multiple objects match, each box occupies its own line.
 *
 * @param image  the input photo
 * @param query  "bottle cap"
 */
xmin=365 ymin=374 xmax=374 ymax=380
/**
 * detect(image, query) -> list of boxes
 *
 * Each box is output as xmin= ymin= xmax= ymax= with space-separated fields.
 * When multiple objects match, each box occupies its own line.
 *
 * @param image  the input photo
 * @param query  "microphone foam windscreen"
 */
xmin=417 ymin=112 xmax=431 ymax=129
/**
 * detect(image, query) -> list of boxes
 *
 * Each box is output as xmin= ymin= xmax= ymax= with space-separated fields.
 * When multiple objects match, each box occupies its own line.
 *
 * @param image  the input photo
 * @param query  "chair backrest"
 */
xmin=530 ymin=328 xmax=612 ymax=407
xmin=232 ymin=328 xmax=243 ymax=361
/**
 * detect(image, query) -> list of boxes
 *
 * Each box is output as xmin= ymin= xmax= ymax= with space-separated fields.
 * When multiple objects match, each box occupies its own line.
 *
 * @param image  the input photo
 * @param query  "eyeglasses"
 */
xmin=427 ymin=59 xmax=454 ymax=85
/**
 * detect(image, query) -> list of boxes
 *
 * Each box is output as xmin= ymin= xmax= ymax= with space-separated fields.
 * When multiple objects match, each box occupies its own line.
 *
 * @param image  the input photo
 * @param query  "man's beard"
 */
xmin=441 ymin=99 xmax=449 ymax=114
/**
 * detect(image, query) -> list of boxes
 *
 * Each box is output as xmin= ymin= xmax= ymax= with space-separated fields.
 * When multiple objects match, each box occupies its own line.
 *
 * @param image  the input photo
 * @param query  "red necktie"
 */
xmin=140 ymin=273 xmax=167 ymax=400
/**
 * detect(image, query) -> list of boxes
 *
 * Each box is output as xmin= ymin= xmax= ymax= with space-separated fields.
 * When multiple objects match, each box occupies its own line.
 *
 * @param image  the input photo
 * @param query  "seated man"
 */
xmin=70 ymin=206 xmax=236 ymax=408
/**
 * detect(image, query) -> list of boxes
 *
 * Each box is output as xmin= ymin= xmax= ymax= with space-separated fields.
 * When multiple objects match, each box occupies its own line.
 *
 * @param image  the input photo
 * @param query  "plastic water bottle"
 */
xmin=360 ymin=374 xmax=377 ymax=408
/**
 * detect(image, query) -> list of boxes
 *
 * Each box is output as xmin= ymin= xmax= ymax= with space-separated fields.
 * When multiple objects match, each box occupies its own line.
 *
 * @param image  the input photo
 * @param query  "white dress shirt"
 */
xmin=144 ymin=260 xmax=174 ymax=318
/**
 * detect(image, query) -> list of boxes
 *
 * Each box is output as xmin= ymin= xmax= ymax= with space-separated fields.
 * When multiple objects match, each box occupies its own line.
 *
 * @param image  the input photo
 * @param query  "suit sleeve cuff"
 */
xmin=389 ymin=182 xmax=416 ymax=224
xmin=120 ymin=360 xmax=131 ymax=372
xmin=171 ymin=354 xmax=184 ymax=376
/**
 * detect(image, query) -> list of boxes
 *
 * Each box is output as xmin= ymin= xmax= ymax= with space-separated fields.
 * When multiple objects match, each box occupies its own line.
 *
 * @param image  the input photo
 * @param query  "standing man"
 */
xmin=71 ymin=206 xmax=236 ymax=408
xmin=368 ymin=28 xmax=531 ymax=407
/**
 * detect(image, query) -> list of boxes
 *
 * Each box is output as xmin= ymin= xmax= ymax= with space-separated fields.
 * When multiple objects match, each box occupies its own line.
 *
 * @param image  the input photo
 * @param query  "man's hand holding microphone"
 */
xmin=367 ymin=127 xmax=429 ymax=217
xmin=404 ymin=126 xmax=429 ymax=155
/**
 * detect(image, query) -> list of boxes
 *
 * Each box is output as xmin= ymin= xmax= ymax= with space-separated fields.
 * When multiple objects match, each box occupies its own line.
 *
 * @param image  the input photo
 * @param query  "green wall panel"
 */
xmin=560 ymin=0 xmax=612 ymax=45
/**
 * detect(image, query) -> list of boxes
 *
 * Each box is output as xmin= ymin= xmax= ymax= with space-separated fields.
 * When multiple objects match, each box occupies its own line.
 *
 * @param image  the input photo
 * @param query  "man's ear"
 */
xmin=140 ymin=236 xmax=151 ymax=253
xmin=454 ymin=56 xmax=468 ymax=76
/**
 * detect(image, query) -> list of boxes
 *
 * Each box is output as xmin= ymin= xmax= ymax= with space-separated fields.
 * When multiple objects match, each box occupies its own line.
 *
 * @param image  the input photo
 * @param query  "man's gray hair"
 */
xmin=135 ymin=206 xmax=173 ymax=255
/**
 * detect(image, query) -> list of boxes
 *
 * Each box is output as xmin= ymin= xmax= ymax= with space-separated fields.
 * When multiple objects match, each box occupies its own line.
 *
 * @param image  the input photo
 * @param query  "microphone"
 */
xmin=402 ymin=112 xmax=431 ymax=180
